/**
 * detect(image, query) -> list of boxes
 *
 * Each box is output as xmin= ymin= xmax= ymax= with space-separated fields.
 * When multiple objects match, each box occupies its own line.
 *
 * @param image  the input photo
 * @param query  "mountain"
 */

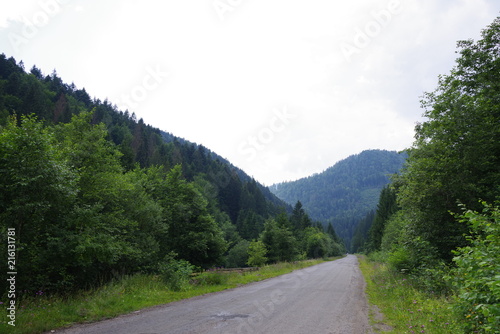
xmin=0 ymin=54 xmax=290 ymax=237
xmin=0 ymin=54 xmax=345 ymax=295
xmin=270 ymin=150 xmax=407 ymax=249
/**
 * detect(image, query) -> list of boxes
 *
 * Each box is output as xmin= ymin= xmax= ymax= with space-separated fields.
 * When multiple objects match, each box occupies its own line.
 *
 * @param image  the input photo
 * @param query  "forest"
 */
xmin=271 ymin=149 xmax=406 ymax=250
xmin=356 ymin=17 xmax=500 ymax=333
xmin=0 ymin=54 xmax=344 ymax=296
xmin=1 ymin=12 xmax=499 ymax=334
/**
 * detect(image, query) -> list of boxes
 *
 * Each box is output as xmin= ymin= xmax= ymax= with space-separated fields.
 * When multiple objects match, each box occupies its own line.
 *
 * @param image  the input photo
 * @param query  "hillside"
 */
xmin=0 ymin=54 xmax=347 ymax=296
xmin=0 ymin=54 xmax=290 ymax=228
xmin=270 ymin=150 xmax=407 ymax=249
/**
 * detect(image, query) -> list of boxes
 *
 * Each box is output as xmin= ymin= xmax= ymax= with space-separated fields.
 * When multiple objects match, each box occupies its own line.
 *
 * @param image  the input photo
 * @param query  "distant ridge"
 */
xmin=270 ymin=149 xmax=407 ymax=249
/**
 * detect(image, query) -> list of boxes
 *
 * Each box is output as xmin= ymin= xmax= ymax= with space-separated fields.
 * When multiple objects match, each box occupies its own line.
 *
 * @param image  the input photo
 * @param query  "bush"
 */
xmin=387 ymin=236 xmax=438 ymax=273
xmin=157 ymin=253 xmax=195 ymax=291
xmin=247 ymin=240 xmax=267 ymax=267
xmin=225 ymin=240 xmax=250 ymax=268
xmin=381 ymin=211 xmax=406 ymax=253
xmin=448 ymin=203 xmax=500 ymax=333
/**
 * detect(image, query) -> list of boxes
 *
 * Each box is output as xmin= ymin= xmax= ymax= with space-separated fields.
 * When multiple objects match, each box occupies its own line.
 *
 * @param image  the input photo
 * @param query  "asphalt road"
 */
xmin=54 ymin=255 xmax=373 ymax=334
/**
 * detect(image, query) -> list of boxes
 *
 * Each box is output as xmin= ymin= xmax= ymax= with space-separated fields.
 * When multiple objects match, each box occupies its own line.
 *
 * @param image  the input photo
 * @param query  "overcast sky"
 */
xmin=0 ymin=1 xmax=497 ymax=185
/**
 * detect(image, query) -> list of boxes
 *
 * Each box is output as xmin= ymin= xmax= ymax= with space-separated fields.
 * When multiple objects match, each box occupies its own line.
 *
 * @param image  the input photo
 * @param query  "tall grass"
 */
xmin=0 ymin=258 xmax=333 ymax=334
xmin=358 ymin=255 xmax=463 ymax=333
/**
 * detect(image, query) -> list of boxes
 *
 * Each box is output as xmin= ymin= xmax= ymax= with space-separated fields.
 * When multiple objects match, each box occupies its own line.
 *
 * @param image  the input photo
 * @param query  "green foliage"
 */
xmin=394 ymin=17 xmax=500 ymax=260
xmin=0 ymin=115 xmax=78 ymax=292
xmin=158 ymin=253 xmax=196 ymax=291
xmin=303 ymin=227 xmax=330 ymax=258
xmin=260 ymin=219 xmax=299 ymax=263
xmin=351 ymin=210 xmax=375 ymax=253
xmin=380 ymin=210 xmax=406 ymax=253
xmin=246 ymin=240 xmax=268 ymax=267
xmin=271 ymin=150 xmax=406 ymax=249
xmin=448 ymin=203 xmax=500 ymax=333
xmin=226 ymin=239 xmax=250 ymax=268
xmin=194 ymin=271 xmax=231 ymax=286
xmin=163 ymin=165 xmax=228 ymax=268
xmin=359 ymin=256 xmax=462 ymax=333
xmin=0 ymin=53 xmax=346 ymax=296
xmin=362 ymin=17 xmax=500 ymax=333
xmin=387 ymin=235 xmax=439 ymax=275
xmin=0 ymin=113 xmax=225 ymax=294
xmin=236 ymin=209 xmax=265 ymax=240
xmin=290 ymin=201 xmax=312 ymax=232
xmin=0 ymin=259 xmax=328 ymax=334
xmin=367 ymin=186 xmax=399 ymax=252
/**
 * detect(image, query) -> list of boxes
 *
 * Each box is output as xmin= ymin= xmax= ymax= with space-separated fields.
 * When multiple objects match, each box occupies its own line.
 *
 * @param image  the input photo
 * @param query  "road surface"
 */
xmin=54 ymin=255 xmax=373 ymax=334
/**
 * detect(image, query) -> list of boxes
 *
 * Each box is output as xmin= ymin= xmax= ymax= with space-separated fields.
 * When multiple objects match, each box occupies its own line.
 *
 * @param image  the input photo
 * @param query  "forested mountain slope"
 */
xmin=0 ymin=54 xmax=346 ymax=295
xmin=0 ymin=54 xmax=289 ymax=227
xmin=270 ymin=150 xmax=406 ymax=249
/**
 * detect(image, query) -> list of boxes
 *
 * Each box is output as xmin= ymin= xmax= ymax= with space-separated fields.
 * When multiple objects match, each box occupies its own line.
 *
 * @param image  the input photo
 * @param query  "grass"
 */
xmin=358 ymin=255 xmax=463 ymax=333
xmin=0 ymin=258 xmax=335 ymax=334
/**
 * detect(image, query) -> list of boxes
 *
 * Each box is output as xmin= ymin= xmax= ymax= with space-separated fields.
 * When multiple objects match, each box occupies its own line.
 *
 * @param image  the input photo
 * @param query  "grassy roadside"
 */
xmin=1 ymin=258 xmax=337 ymax=334
xmin=358 ymin=255 xmax=462 ymax=333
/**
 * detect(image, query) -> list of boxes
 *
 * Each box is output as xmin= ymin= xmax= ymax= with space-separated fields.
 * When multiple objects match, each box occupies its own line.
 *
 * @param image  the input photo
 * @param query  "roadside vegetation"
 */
xmin=354 ymin=16 xmax=500 ymax=334
xmin=0 ymin=50 xmax=346 ymax=330
xmin=359 ymin=255 xmax=462 ymax=333
xmin=0 ymin=258 xmax=337 ymax=334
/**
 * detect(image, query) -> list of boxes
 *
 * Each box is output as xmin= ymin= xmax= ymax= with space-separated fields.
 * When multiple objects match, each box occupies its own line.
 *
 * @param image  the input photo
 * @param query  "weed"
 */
xmin=359 ymin=255 xmax=462 ymax=333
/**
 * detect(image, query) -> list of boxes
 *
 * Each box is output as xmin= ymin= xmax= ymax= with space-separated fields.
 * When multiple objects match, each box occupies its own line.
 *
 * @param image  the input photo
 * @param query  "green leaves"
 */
xmin=163 ymin=165 xmax=228 ymax=268
xmin=260 ymin=219 xmax=298 ymax=263
xmin=0 ymin=115 xmax=78 ymax=292
xmin=246 ymin=240 xmax=267 ymax=267
xmin=449 ymin=203 xmax=500 ymax=333
xmin=394 ymin=16 xmax=500 ymax=260
xmin=158 ymin=252 xmax=195 ymax=291
xmin=0 ymin=113 xmax=229 ymax=294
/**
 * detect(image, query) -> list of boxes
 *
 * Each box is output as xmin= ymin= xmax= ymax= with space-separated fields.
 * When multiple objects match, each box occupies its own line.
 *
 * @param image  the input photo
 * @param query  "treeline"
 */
xmin=0 ymin=55 xmax=344 ymax=295
xmin=271 ymin=149 xmax=406 ymax=250
xmin=355 ymin=17 xmax=500 ymax=333
xmin=0 ymin=54 xmax=286 ymax=226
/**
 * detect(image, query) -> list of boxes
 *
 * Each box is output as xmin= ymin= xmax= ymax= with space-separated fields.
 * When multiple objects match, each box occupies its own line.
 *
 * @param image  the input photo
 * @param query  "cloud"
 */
xmin=0 ymin=0 xmax=497 ymax=185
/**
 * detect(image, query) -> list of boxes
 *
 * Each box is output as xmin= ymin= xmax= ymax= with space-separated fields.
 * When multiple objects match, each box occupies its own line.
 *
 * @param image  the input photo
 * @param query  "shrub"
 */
xmin=448 ymin=203 xmax=500 ymax=333
xmin=387 ymin=236 xmax=438 ymax=274
xmin=247 ymin=240 xmax=267 ymax=267
xmin=157 ymin=253 xmax=195 ymax=291
xmin=226 ymin=240 xmax=250 ymax=268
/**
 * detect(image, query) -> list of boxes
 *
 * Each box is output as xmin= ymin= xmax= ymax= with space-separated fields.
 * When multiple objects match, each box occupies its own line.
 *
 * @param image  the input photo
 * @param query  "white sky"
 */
xmin=0 ymin=0 xmax=497 ymax=185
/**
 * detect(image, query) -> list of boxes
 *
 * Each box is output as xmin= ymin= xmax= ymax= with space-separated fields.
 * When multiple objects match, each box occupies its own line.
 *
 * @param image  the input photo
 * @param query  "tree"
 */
xmin=260 ymin=219 xmax=298 ymax=263
xmin=247 ymin=240 xmax=267 ymax=267
xmin=226 ymin=239 xmax=250 ymax=268
xmin=303 ymin=227 xmax=329 ymax=258
xmin=56 ymin=112 xmax=164 ymax=285
xmin=351 ymin=210 xmax=375 ymax=253
xmin=395 ymin=17 xmax=500 ymax=261
xmin=367 ymin=186 xmax=398 ymax=252
xmin=291 ymin=201 xmax=311 ymax=232
xmin=163 ymin=165 xmax=228 ymax=268
xmin=0 ymin=115 xmax=77 ymax=292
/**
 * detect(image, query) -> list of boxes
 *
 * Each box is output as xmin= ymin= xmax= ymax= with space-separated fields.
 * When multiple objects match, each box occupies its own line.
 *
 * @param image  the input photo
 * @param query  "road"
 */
xmin=54 ymin=255 xmax=373 ymax=334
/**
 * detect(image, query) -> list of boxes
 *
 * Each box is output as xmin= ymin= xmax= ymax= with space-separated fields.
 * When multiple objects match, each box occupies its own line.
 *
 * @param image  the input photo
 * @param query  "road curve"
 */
xmin=54 ymin=255 xmax=373 ymax=334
